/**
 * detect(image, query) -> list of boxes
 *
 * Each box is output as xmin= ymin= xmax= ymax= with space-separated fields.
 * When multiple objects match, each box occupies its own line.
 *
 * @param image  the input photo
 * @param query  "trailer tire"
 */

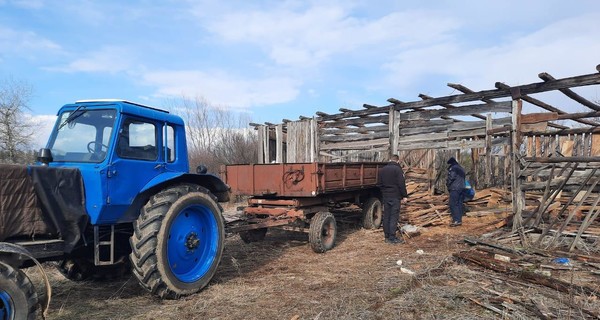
xmin=130 ymin=184 xmax=224 ymax=299
xmin=309 ymin=212 xmax=337 ymax=253
xmin=239 ymin=228 xmax=267 ymax=243
xmin=0 ymin=262 xmax=38 ymax=320
xmin=362 ymin=198 xmax=383 ymax=229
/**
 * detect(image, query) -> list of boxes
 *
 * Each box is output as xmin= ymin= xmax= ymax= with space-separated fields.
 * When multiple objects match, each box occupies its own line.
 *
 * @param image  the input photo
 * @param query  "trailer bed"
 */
xmin=222 ymin=162 xmax=385 ymax=198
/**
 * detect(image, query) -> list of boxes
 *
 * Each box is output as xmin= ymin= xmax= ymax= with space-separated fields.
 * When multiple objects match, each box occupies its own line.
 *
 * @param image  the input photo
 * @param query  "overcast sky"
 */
xmin=1 ymin=0 xmax=599 ymax=147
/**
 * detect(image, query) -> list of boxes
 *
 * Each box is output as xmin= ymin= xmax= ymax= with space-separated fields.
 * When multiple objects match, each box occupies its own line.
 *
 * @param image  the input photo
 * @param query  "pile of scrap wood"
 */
xmin=400 ymin=168 xmax=513 ymax=227
xmin=452 ymin=238 xmax=600 ymax=319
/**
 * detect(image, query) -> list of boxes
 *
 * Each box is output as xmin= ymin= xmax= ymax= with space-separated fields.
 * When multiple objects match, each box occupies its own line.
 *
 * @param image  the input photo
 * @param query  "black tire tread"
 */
xmin=362 ymin=197 xmax=382 ymax=229
xmin=308 ymin=211 xmax=337 ymax=253
xmin=129 ymin=184 xmax=221 ymax=299
xmin=0 ymin=261 xmax=38 ymax=320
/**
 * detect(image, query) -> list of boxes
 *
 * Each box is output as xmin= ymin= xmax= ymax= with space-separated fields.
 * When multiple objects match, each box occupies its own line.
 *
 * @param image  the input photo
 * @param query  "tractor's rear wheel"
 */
xmin=0 ymin=262 xmax=38 ymax=320
xmin=308 ymin=211 xmax=337 ymax=253
xmin=130 ymin=184 xmax=225 ymax=299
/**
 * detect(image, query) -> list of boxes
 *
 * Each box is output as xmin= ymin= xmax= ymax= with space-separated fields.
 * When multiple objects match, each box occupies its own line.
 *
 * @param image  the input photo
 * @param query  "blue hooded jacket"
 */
xmin=446 ymin=157 xmax=465 ymax=191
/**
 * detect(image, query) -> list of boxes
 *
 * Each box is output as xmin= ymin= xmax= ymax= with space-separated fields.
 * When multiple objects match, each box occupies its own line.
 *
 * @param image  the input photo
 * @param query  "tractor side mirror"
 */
xmin=37 ymin=148 xmax=53 ymax=165
xmin=196 ymin=164 xmax=208 ymax=174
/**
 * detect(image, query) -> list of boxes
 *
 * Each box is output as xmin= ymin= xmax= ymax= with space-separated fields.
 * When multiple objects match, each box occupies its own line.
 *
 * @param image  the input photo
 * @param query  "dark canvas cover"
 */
xmin=0 ymin=164 xmax=88 ymax=252
xmin=0 ymin=164 xmax=56 ymax=241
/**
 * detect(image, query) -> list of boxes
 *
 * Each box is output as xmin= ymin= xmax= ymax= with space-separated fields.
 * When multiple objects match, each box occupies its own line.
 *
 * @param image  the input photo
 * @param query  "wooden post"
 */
xmin=389 ymin=109 xmax=399 ymax=157
xmin=275 ymin=124 xmax=283 ymax=163
xmin=257 ymin=125 xmax=266 ymax=164
xmin=511 ymin=98 xmax=524 ymax=231
xmin=485 ymin=114 xmax=492 ymax=187
xmin=311 ymin=118 xmax=319 ymax=162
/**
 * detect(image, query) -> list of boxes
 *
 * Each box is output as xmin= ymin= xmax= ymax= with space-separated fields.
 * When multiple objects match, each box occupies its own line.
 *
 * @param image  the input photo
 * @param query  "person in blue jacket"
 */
xmin=377 ymin=155 xmax=408 ymax=244
xmin=446 ymin=157 xmax=465 ymax=227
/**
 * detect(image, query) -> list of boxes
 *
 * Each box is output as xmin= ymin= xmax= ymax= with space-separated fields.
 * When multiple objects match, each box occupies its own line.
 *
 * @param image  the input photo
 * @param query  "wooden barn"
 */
xmin=250 ymin=64 xmax=600 ymax=252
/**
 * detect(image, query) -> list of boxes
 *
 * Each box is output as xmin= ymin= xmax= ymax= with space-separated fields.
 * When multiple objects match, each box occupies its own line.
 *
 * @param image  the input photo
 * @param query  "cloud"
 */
xmin=0 ymin=26 xmax=61 ymax=56
xmin=24 ymin=114 xmax=56 ymax=148
xmin=204 ymin=4 xmax=459 ymax=67
xmin=383 ymin=12 xmax=600 ymax=94
xmin=44 ymin=46 xmax=135 ymax=73
xmin=142 ymin=70 xmax=300 ymax=108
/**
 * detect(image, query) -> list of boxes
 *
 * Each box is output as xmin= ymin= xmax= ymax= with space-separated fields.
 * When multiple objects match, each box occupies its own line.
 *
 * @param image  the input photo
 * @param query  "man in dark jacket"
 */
xmin=446 ymin=157 xmax=465 ymax=227
xmin=377 ymin=155 xmax=408 ymax=244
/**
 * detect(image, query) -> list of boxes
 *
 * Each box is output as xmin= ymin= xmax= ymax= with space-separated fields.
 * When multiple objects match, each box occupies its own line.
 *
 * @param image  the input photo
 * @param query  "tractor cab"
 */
xmin=43 ymin=100 xmax=189 ymax=225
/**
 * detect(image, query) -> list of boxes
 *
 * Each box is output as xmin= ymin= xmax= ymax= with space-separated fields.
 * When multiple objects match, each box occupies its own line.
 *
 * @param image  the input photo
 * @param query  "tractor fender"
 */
xmin=118 ymin=172 xmax=231 ymax=223
xmin=140 ymin=172 xmax=230 ymax=200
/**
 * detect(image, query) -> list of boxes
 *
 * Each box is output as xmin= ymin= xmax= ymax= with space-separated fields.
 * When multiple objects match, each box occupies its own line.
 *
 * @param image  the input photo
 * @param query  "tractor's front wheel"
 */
xmin=130 ymin=184 xmax=225 ymax=299
xmin=0 ymin=262 xmax=38 ymax=320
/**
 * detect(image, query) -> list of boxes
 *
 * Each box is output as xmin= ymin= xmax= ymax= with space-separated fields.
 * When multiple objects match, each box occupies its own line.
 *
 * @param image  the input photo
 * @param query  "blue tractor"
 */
xmin=0 ymin=100 xmax=230 ymax=319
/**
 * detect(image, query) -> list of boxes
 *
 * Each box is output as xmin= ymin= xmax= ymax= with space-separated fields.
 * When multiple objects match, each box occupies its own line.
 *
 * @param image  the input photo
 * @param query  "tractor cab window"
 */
xmin=166 ymin=125 xmax=175 ymax=162
xmin=49 ymin=109 xmax=116 ymax=163
xmin=117 ymin=118 xmax=157 ymax=161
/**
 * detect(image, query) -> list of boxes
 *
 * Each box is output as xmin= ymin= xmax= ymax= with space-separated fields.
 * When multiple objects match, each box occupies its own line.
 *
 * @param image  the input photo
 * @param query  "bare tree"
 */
xmin=0 ymin=77 xmax=35 ymax=164
xmin=165 ymin=96 xmax=258 ymax=174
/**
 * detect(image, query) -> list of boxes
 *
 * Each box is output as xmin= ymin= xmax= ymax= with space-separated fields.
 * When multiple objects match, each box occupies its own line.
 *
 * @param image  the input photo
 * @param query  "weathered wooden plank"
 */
xmin=320 ymin=131 xmax=389 ymax=142
xmin=496 ymin=82 xmax=600 ymax=127
xmin=397 ymin=138 xmax=486 ymax=150
xmin=319 ymin=138 xmax=389 ymax=150
xmin=398 ymin=132 xmax=448 ymax=143
xmin=321 ymin=115 xmax=388 ymax=128
xmin=398 ymin=102 xmax=512 ymax=121
xmin=521 ymin=122 xmax=548 ymax=133
xmin=448 ymin=128 xmax=486 ymax=138
xmin=275 ymin=124 xmax=283 ymax=163
xmin=257 ymin=125 xmax=266 ymax=163
xmin=593 ymin=134 xmax=600 ymax=156
xmin=521 ymin=112 xmax=558 ymax=124
xmin=398 ymin=117 xmax=511 ymax=135
xmin=561 ymin=140 xmax=574 ymax=156
xmin=320 ymin=125 xmax=388 ymax=135
xmin=539 ymin=72 xmax=600 ymax=111
xmin=524 ymin=127 xmax=600 ymax=136
xmin=524 ymin=156 xmax=600 ymax=163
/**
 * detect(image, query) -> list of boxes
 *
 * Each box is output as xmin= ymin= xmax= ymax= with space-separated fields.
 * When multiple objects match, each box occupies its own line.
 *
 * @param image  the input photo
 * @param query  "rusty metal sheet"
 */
xmin=224 ymin=162 xmax=385 ymax=197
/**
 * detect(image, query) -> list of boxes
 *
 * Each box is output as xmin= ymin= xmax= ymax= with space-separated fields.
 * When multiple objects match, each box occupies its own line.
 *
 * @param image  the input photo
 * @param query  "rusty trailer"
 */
xmin=221 ymin=162 xmax=385 ymax=252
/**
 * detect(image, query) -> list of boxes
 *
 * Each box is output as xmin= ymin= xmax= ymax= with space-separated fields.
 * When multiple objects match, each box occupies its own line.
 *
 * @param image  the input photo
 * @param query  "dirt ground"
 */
xmin=26 ymin=212 xmax=597 ymax=319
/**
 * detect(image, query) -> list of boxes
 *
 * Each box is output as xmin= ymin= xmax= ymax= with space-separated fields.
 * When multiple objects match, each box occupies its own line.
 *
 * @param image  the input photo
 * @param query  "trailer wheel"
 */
xmin=130 ymin=184 xmax=224 ymax=299
xmin=309 ymin=212 xmax=337 ymax=253
xmin=239 ymin=228 xmax=267 ymax=243
xmin=362 ymin=198 xmax=383 ymax=229
xmin=0 ymin=262 xmax=38 ymax=320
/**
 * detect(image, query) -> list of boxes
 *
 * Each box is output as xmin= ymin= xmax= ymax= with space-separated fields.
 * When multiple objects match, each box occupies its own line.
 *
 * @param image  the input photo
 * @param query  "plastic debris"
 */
xmin=416 ymin=249 xmax=425 ymax=255
xmin=396 ymin=259 xmax=403 ymax=266
xmin=552 ymin=257 xmax=571 ymax=265
xmin=400 ymin=267 xmax=415 ymax=275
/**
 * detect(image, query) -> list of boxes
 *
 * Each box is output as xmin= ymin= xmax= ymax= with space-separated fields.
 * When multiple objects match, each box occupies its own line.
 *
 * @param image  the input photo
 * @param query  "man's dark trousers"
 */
xmin=449 ymin=190 xmax=463 ymax=223
xmin=383 ymin=198 xmax=400 ymax=239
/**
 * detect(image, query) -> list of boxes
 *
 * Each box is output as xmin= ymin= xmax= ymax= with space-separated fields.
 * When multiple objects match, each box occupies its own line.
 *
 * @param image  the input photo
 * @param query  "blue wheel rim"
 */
xmin=167 ymin=204 xmax=219 ymax=283
xmin=0 ymin=290 xmax=13 ymax=320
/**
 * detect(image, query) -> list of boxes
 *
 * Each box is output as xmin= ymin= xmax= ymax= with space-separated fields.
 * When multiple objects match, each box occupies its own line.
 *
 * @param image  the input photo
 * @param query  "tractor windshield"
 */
xmin=48 ymin=109 xmax=117 ymax=163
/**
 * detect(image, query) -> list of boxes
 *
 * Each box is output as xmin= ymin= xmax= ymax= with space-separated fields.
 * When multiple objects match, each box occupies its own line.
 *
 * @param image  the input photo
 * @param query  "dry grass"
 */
xmin=24 ymin=213 xmax=598 ymax=319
